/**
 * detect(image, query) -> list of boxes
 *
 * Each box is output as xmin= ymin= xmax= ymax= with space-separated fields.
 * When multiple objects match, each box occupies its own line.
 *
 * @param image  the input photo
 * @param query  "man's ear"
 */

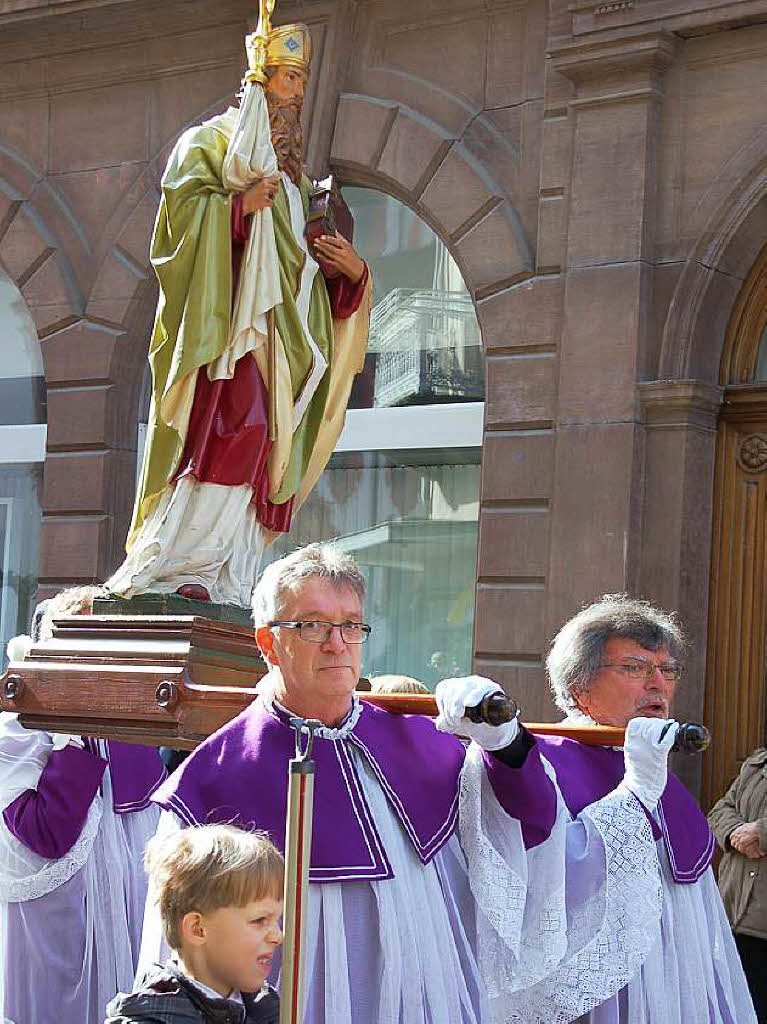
xmin=256 ymin=625 xmax=279 ymax=666
xmin=180 ymin=911 xmax=206 ymax=947
xmin=573 ymin=691 xmax=590 ymax=716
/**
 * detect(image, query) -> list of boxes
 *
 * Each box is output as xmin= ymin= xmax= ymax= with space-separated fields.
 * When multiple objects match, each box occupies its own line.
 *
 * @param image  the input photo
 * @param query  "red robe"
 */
xmin=173 ymin=194 xmax=368 ymax=532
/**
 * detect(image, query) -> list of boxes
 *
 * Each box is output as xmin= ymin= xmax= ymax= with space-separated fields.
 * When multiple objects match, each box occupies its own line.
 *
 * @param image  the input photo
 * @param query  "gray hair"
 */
xmin=546 ymin=594 xmax=685 ymax=714
xmin=251 ymin=542 xmax=366 ymax=627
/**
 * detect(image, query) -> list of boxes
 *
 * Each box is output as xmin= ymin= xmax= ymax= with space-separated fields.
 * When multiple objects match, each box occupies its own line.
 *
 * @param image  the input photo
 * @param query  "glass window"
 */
xmin=266 ymin=450 xmax=480 ymax=687
xmin=756 ymin=323 xmax=767 ymax=381
xmin=0 ymin=269 xmax=45 ymax=664
xmin=343 ymin=187 xmax=484 ymax=409
xmin=260 ymin=191 xmax=483 ymax=685
xmin=0 ymin=464 xmax=42 ymax=662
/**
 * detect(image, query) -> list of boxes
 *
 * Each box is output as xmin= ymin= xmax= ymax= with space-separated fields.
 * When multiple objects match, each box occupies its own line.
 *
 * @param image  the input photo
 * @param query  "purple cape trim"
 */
xmin=536 ymin=735 xmax=714 ymax=884
xmin=152 ymin=699 xmax=466 ymax=883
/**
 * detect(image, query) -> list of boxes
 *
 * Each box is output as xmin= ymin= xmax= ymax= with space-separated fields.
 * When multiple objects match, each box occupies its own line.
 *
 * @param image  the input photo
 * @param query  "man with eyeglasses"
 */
xmin=489 ymin=593 xmax=755 ymax=1023
xmin=139 ymin=548 xmax=681 ymax=1023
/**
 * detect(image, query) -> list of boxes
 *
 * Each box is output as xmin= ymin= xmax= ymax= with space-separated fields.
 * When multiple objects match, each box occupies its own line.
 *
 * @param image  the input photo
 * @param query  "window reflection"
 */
xmin=0 ymin=270 xmax=44 ymax=664
xmin=0 ymin=465 xmax=42 ymax=665
xmin=266 ymin=451 xmax=480 ymax=687
xmin=344 ymin=187 xmax=484 ymax=409
xmin=262 ymin=190 xmax=483 ymax=684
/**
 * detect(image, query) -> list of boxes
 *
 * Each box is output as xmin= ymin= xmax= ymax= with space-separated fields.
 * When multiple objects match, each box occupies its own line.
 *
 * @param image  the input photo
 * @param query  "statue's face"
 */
xmin=266 ymin=65 xmax=307 ymax=107
xmin=265 ymin=66 xmax=307 ymax=185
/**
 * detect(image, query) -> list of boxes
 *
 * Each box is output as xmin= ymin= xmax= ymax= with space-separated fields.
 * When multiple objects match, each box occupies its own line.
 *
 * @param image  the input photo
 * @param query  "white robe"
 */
xmin=137 ymin=718 xmax=670 ymax=1024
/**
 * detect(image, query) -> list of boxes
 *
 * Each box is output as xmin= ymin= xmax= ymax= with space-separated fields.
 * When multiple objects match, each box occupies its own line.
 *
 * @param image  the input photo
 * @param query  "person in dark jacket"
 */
xmin=709 ymin=747 xmax=767 ymax=1022
xmin=105 ymin=824 xmax=282 ymax=1024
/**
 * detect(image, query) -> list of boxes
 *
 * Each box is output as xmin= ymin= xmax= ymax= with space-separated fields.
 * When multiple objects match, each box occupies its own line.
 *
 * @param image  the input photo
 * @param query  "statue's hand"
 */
xmin=313 ymin=232 xmax=366 ymax=284
xmin=242 ymin=174 xmax=281 ymax=215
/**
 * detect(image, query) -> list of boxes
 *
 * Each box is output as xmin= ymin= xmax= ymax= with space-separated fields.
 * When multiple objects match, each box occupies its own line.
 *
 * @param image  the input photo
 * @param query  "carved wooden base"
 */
xmin=0 ymin=614 xmax=265 ymax=750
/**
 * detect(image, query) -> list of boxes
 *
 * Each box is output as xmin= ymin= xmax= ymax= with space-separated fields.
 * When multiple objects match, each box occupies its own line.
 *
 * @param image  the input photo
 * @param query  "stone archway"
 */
xmin=26 ymin=70 xmax=539 ymax=617
xmin=659 ymin=127 xmax=767 ymax=384
xmin=0 ymin=145 xmax=99 ymax=598
xmin=329 ymin=93 xmax=534 ymax=303
xmin=641 ymin=132 xmax=767 ymax=800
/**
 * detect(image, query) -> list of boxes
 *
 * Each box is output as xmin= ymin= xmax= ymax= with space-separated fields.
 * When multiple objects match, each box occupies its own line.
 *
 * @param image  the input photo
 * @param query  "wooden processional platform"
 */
xmin=0 ymin=615 xmax=267 ymax=750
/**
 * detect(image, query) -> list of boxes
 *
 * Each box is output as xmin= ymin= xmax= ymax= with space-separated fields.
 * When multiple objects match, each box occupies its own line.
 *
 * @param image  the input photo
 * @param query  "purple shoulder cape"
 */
xmin=536 ymin=735 xmax=715 ymax=884
xmin=152 ymin=698 xmax=466 ymax=883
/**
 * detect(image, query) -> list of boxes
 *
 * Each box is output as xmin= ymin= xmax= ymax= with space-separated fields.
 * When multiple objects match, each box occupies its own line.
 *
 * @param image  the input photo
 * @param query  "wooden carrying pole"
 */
xmin=362 ymin=692 xmax=711 ymax=754
xmin=280 ymin=718 xmax=320 ymax=1024
xmin=363 ymin=692 xmax=629 ymax=746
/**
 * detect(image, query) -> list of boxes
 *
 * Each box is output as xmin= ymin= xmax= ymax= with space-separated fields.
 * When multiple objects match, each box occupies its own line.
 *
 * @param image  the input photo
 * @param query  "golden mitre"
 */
xmin=245 ymin=23 xmax=311 ymax=83
xmin=266 ymin=24 xmax=311 ymax=71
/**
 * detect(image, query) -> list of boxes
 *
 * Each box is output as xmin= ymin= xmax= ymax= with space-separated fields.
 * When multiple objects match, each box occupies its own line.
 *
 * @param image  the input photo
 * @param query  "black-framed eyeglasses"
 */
xmin=599 ymin=658 xmax=682 ymax=681
xmin=269 ymin=620 xmax=372 ymax=644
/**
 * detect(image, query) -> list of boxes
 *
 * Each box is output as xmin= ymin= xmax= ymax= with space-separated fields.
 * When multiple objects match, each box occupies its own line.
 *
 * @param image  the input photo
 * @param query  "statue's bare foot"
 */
xmin=176 ymin=584 xmax=211 ymax=601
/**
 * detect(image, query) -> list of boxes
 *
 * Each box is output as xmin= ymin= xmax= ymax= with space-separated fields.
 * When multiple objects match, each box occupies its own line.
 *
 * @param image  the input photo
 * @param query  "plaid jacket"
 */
xmin=104 ymin=961 xmax=279 ymax=1024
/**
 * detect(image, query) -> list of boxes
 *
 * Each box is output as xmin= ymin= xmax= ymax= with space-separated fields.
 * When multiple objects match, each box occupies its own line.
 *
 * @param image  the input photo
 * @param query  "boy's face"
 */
xmin=192 ymin=895 xmax=283 ymax=995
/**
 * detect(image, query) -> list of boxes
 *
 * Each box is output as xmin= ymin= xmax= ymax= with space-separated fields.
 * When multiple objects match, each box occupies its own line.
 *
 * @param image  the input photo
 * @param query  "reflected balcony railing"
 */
xmin=369 ymin=288 xmax=484 ymax=407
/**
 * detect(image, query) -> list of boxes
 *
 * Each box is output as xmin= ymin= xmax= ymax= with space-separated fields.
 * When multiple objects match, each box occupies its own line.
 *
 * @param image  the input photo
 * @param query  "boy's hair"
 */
xmin=144 ymin=824 xmax=284 ymax=950
xmin=370 ymin=674 xmax=430 ymax=695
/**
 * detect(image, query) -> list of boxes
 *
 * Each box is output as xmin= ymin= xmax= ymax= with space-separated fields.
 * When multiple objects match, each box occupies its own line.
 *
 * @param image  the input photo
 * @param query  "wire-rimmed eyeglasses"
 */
xmin=599 ymin=658 xmax=682 ymax=681
xmin=269 ymin=620 xmax=372 ymax=644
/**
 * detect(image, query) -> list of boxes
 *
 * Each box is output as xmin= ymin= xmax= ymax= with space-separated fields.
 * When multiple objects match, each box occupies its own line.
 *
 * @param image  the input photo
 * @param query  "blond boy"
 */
xmin=105 ymin=825 xmax=283 ymax=1024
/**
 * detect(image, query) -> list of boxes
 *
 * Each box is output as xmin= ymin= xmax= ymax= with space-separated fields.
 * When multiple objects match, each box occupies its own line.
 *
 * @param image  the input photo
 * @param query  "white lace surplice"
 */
xmin=0 ymin=716 xmax=159 ymax=1024
xmin=569 ymin=850 xmax=755 ymax=1024
xmin=138 ymin=724 xmax=667 ymax=1024
xmin=462 ymin=738 xmax=755 ymax=1024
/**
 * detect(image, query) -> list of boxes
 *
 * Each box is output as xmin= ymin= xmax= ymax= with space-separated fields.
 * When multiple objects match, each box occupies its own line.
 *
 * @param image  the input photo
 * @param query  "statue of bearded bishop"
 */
xmin=107 ymin=17 xmax=371 ymax=607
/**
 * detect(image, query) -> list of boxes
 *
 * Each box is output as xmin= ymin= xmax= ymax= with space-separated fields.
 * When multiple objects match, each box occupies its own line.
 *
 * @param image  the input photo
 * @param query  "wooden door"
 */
xmin=702 ymin=243 xmax=767 ymax=809
xmin=703 ymin=388 xmax=767 ymax=808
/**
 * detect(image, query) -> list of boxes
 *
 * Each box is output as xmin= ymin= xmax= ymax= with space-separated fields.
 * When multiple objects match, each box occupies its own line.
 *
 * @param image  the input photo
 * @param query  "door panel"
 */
xmin=703 ymin=389 xmax=767 ymax=808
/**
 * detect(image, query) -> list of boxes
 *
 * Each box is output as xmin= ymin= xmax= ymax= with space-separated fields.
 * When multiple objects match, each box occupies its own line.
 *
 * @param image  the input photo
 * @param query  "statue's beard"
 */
xmin=267 ymin=95 xmax=304 ymax=187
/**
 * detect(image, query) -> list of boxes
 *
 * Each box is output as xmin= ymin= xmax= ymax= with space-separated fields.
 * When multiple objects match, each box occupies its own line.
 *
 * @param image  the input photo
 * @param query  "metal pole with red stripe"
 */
xmin=280 ymin=717 xmax=322 ymax=1024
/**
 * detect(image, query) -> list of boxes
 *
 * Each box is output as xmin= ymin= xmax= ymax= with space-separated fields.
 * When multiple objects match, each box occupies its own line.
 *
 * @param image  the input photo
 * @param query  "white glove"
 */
xmin=5 ymin=634 xmax=32 ymax=662
xmin=622 ymin=717 xmax=679 ymax=809
xmin=50 ymin=733 xmax=84 ymax=751
xmin=435 ymin=675 xmax=519 ymax=751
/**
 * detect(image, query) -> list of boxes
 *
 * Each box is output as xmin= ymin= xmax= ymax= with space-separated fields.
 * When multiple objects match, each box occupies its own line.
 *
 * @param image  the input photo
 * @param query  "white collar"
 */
xmin=263 ymin=692 xmax=363 ymax=740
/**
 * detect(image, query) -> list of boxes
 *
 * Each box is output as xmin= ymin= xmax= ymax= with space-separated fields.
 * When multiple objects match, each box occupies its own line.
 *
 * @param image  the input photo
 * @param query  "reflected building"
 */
xmin=0 ymin=270 xmax=44 ymax=664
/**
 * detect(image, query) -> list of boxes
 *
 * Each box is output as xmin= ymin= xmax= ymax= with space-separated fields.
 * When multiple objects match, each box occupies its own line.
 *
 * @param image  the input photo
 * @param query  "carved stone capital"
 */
xmin=639 ymin=379 xmax=724 ymax=432
xmin=549 ymin=31 xmax=677 ymax=106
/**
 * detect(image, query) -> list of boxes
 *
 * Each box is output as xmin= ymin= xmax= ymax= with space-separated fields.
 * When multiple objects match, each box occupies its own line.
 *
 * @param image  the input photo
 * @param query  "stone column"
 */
xmin=545 ymin=33 xmax=677 ymax=637
xmin=639 ymin=379 xmax=723 ymax=793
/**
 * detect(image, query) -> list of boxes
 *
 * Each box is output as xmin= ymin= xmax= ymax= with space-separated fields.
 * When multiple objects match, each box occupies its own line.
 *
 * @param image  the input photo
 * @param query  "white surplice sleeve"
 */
xmin=0 ymin=712 xmax=103 ymax=903
xmin=459 ymin=743 xmax=663 ymax=1024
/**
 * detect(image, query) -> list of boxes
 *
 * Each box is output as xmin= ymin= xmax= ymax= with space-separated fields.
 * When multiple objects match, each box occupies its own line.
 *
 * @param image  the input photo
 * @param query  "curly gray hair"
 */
xmin=252 ymin=542 xmax=366 ymax=627
xmin=546 ymin=594 xmax=685 ymax=714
